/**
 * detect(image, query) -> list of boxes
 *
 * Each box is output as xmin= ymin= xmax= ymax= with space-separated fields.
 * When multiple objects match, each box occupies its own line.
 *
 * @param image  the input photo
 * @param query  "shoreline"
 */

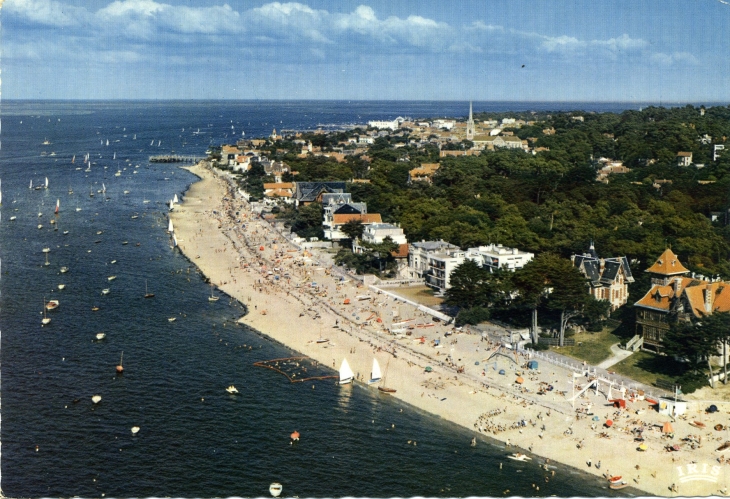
xmin=170 ymin=161 xmax=730 ymax=497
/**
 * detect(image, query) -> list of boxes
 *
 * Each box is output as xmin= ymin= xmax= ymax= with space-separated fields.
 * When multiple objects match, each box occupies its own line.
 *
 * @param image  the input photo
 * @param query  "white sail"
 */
xmin=113 ymin=152 xmax=116 ymax=160
xmin=169 ymin=200 xmax=174 ymax=211
xmin=369 ymin=358 xmax=382 ymax=383
xmin=168 ymin=219 xmax=174 ymax=233
xmin=173 ymin=234 xmax=178 ymax=247
xmin=102 ymin=183 xmax=106 ymax=193
xmin=157 ymin=140 xmax=161 ymax=147
xmin=0 ymin=179 xmax=2 ymax=205
xmin=45 ymin=177 xmax=48 ymax=188
xmin=173 ymin=194 xmax=179 ymax=204
xmin=151 ymin=140 xmax=154 ymax=146
xmin=339 ymin=358 xmax=354 ymax=384
xmin=30 ymin=179 xmax=33 ymax=189
xmin=106 ymin=139 xmax=109 ymax=146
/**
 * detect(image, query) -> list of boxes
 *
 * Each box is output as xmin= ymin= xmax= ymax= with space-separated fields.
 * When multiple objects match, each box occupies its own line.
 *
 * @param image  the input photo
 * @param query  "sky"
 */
xmin=3 ymin=0 xmax=730 ymax=101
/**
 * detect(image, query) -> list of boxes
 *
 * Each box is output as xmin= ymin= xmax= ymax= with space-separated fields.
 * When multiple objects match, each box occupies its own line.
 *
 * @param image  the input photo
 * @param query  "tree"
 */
xmin=546 ymin=261 xmax=590 ymax=346
xmin=664 ymin=318 xmax=722 ymax=388
xmin=340 ymin=219 xmax=365 ymax=242
xmin=445 ymin=260 xmax=489 ymax=309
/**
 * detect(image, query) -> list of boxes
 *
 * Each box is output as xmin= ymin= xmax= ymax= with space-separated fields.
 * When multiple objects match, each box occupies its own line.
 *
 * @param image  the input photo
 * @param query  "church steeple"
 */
xmin=466 ymin=101 xmax=475 ymax=141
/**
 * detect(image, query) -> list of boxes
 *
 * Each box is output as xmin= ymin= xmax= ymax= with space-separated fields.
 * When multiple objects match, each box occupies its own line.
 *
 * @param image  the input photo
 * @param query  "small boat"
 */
xmin=92 ymin=395 xmax=102 ymax=404
xmin=290 ymin=431 xmax=300 ymax=441
xmin=101 ymin=289 xmax=110 ymax=295
xmin=507 ymin=453 xmax=532 ymax=461
xmin=42 ymin=248 xmax=51 ymax=253
xmin=91 ymin=306 xmax=100 ymax=311
xmin=608 ymin=476 xmax=623 ymax=482
xmin=269 ymin=483 xmax=283 ymax=498
xmin=368 ymin=358 xmax=382 ymax=385
xmin=45 ymin=300 xmax=60 ymax=311
xmin=44 ymin=253 xmax=50 ymax=267
xmin=58 ymin=284 xmax=65 ymax=290
xmin=144 ymin=280 xmax=154 ymax=298
xmin=55 ymin=199 xmax=59 ymax=214
xmin=690 ymin=421 xmax=707 ymax=429
xmin=38 ymin=212 xmax=43 ymax=218
xmin=173 ymin=194 xmax=179 ymax=204
xmin=131 ymin=215 xmax=138 ymax=219
xmin=226 ymin=385 xmax=238 ymax=394
xmin=108 ymin=276 xmax=116 ymax=281
xmin=116 ymin=352 xmax=124 ymax=374
xmin=123 ymin=190 xmax=130 ymax=195
xmin=609 ymin=482 xmax=629 ymax=490
xmin=377 ymin=359 xmax=396 ymax=393
xmin=339 ymin=358 xmax=354 ymax=385
xmin=208 ymin=283 xmax=219 ymax=302
xmin=316 ymin=338 xmax=329 ymax=344
xmin=37 ymin=224 xmax=43 ymax=229
xmin=122 ymin=241 xmax=128 ymax=245
xmin=60 ymin=266 xmax=69 ymax=273
xmin=96 ymin=333 xmax=106 ymax=340
xmin=9 ymin=216 xmax=16 ymax=221
xmin=168 ymin=219 xmax=174 ymax=233
xmin=131 ymin=426 xmax=140 ymax=434
xmin=168 ymin=317 xmax=176 ymax=322
xmin=41 ymin=298 xmax=51 ymax=325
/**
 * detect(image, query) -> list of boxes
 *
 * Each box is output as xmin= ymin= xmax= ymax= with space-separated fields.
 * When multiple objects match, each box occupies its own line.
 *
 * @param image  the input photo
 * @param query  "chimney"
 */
xmin=705 ymin=283 xmax=713 ymax=313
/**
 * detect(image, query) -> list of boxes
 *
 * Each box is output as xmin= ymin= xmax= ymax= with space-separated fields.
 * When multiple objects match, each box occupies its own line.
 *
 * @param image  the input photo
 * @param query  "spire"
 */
xmin=466 ymin=101 xmax=475 ymax=141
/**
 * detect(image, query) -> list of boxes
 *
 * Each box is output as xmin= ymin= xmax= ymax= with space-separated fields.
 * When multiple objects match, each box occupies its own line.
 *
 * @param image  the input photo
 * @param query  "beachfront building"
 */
xmin=422 ymin=243 xmax=533 ymax=294
xmin=572 ymin=243 xmax=634 ymax=311
xmin=263 ymin=182 xmax=295 ymax=203
xmin=321 ymin=193 xmax=384 ymax=241
xmin=633 ymin=248 xmax=730 ymax=352
xmin=408 ymin=240 xmax=460 ymax=280
xmin=464 ymin=244 xmax=534 ymax=272
xmin=368 ymin=118 xmax=403 ymax=131
xmin=292 ymin=181 xmax=346 ymax=207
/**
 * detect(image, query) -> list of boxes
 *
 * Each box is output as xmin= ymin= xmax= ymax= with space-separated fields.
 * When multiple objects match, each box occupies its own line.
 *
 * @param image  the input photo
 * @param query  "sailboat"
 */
xmin=339 ymin=358 xmax=354 ymax=385
xmin=133 ymin=134 xmax=136 ymax=140
xmin=29 ymin=179 xmax=33 ymax=190
xmin=368 ymin=358 xmax=382 ymax=385
xmin=113 ymin=152 xmax=116 ymax=160
xmin=157 ymin=140 xmax=161 ymax=147
xmin=173 ymin=194 xmax=179 ymax=204
xmin=150 ymin=140 xmax=154 ymax=146
xmin=116 ymin=352 xmax=124 ymax=374
xmin=208 ymin=283 xmax=219 ymax=302
xmin=72 ymin=155 xmax=75 ymax=164
xmin=169 ymin=200 xmax=174 ymax=211
xmin=102 ymin=183 xmax=106 ymax=194
xmin=144 ymin=280 xmax=154 ymax=298
xmin=106 ymin=139 xmax=109 ymax=146
xmin=55 ymin=199 xmax=60 ymax=214
xmin=172 ymin=234 xmax=178 ymax=247
xmin=0 ymin=179 xmax=3 ymax=206
xmin=377 ymin=359 xmax=396 ymax=393
xmin=168 ymin=219 xmax=174 ymax=233
xmin=41 ymin=298 xmax=51 ymax=325
xmin=45 ymin=177 xmax=48 ymax=189
xmin=44 ymin=252 xmax=50 ymax=266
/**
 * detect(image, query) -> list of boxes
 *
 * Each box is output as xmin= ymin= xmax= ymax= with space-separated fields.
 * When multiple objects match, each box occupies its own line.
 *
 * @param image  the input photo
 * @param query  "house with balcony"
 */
xmin=408 ymin=240 xmax=460 ymax=280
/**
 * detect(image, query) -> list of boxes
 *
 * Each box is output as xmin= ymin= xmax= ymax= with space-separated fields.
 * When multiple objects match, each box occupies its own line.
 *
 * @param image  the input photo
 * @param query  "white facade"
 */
xmin=465 ymin=244 xmax=534 ymax=271
xmin=368 ymin=119 xmax=402 ymax=131
xmin=361 ymin=223 xmax=407 ymax=245
xmin=408 ymin=240 xmax=460 ymax=279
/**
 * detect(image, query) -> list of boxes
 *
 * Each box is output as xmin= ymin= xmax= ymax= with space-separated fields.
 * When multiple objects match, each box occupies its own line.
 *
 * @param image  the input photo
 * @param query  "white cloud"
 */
xmin=651 ymin=51 xmax=700 ymax=66
xmin=4 ymin=0 xmax=87 ymax=27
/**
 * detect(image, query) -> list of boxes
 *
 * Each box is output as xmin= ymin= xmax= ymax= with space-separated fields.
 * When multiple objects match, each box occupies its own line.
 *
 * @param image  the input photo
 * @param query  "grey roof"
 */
xmin=412 ymin=240 xmax=460 ymax=251
xmin=334 ymin=203 xmax=363 ymax=215
xmin=294 ymin=182 xmax=347 ymax=202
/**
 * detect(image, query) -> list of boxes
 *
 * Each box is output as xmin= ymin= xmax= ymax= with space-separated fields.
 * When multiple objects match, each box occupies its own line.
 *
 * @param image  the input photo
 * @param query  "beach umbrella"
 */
xmin=605 ymin=419 xmax=613 ymax=427
xmin=499 ymin=369 xmax=506 ymax=375
xmin=638 ymin=443 xmax=648 ymax=451
xmin=516 ymin=376 xmax=524 ymax=384
xmin=662 ymin=422 xmax=674 ymax=433
xmin=592 ymin=416 xmax=600 ymax=421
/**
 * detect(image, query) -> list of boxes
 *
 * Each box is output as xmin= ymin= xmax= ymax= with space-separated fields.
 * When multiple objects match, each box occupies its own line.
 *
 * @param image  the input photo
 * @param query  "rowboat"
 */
xmin=45 ymin=300 xmax=60 ymax=311
xmin=690 ymin=421 xmax=706 ymax=429
xmin=609 ymin=482 xmax=629 ymax=490
xmin=507 ymin=453 xmax=531 ymax=461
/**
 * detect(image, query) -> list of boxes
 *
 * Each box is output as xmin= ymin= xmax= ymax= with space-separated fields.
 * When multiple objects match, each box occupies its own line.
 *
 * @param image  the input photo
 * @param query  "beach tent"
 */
xmin=708 ymin=404 xmax=719 ymax=413
xmin=499 ymin=369 xmax=506 ymax=375
xmin=662 ymin=422 xmax=674 ymax=433
xmin=527 ymin=360 xmax=538 ymax=370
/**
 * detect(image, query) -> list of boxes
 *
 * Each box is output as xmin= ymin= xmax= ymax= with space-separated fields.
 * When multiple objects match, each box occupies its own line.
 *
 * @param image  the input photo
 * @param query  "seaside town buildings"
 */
xmin=634 ymin=248 xmax=730 ymax=352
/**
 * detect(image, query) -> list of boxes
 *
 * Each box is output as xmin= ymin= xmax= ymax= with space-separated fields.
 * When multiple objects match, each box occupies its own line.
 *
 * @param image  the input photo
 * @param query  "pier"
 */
xmin=149 ymin=155 xmax=204 ymax=163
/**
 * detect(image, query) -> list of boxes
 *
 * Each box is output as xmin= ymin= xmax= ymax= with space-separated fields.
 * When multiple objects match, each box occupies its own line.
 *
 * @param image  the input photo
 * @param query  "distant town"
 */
xmin=207 ymin=102 xmax=730 ymax=395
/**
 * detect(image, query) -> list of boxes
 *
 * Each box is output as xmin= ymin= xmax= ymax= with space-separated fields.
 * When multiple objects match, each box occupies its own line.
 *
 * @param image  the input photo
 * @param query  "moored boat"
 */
xmin=507 ymin=453 xmax=531 ymax=461
xmin=45 ymin=300 xmax=60 ymax=311
xmin=269 ymin=483 xmax=283 ymax=497
xmin=226 ymin=385 xmax=238 ymax=394
xmin=339 ymin=358 xmax=354 ymax=385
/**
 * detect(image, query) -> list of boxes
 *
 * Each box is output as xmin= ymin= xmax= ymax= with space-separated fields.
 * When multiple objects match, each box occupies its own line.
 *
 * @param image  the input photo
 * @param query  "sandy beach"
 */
xmin=170 ymin=162 xmax=730 ymax=497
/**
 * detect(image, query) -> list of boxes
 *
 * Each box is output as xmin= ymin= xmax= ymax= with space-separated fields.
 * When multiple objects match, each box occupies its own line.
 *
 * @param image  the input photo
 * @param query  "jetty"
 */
xmin=149 ymin=155 xmax=203 ymax=163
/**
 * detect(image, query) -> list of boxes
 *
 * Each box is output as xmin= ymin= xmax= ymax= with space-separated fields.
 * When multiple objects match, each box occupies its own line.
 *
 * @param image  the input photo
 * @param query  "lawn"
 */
xmin=611 ymin=351 xmax=684 ymax=387
xmin=387 ymin=285 xmax=444 ymax=307
xmin=549 ymin=328 xmax=622 ymax=365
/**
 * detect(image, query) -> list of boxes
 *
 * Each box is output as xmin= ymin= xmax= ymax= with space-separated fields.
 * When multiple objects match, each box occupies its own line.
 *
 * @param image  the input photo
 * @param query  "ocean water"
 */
xmin=0 ymin=100 xmax=639 ymax=498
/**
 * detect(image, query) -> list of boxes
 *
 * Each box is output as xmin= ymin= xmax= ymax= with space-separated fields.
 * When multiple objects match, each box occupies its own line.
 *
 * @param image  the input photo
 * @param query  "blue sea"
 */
xmin=0 ymin=100 xmax=647 ymax=498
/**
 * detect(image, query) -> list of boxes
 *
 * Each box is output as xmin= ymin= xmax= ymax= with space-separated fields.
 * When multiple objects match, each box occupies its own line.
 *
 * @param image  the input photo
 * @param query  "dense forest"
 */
xmin=236 ymin=105 xmax=730 ymax=283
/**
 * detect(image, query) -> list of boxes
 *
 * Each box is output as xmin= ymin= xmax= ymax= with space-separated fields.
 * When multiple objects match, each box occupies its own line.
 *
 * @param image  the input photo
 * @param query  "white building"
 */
xmin=359 ymin=223 xmax=407 ymax=246
xmin=368 ymin=117 xmax=404 ymax=131
xmin=408 ymin=240 xmax=460 ymax=279
xmin=465 ymin=244 xmax=534 ymax=272
xmin=423 ymin=243 xmax=534 ymax=293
